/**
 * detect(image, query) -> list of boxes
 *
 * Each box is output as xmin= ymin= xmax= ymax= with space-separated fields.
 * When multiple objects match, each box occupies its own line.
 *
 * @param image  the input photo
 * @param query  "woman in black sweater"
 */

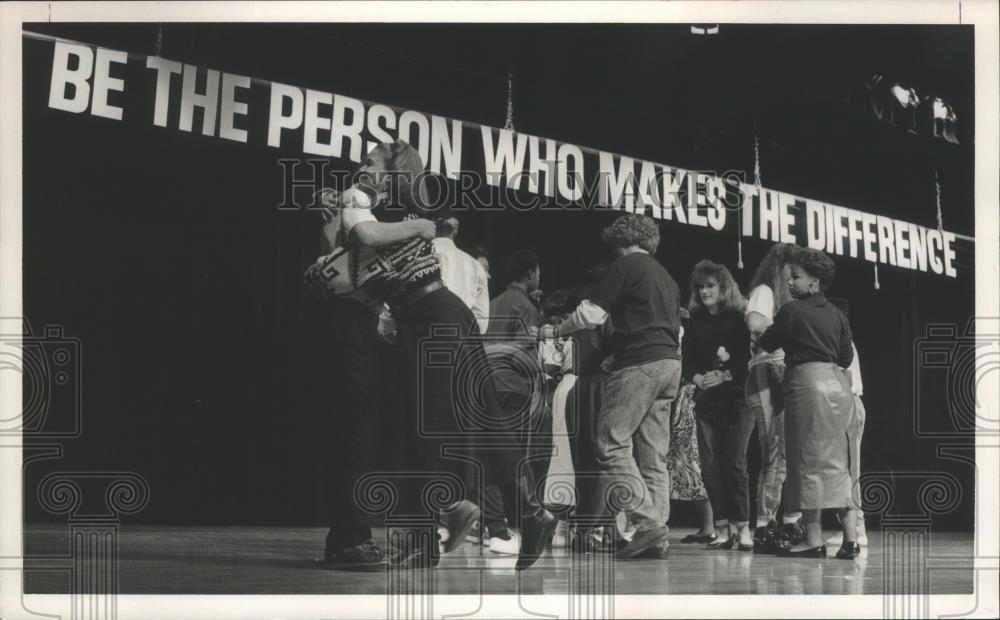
xmin=758 ymin=248 xmax=860 ymax=559
xmin=682 ymin=260 xmax=754 ymax=550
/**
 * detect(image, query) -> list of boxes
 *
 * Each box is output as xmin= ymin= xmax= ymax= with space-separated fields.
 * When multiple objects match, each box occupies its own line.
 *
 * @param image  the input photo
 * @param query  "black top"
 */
xmin=487 ymin=285 xmax=540 ymax=338
xmin=573 ymin=328 xmax=612 ymax=376
xmin=758 ymin=292 xmax=854 ymax=368
xmin=588 ymin=252 xmax=681 ymax=369
xmin=681 ymin=310 xmax=752 ymax=395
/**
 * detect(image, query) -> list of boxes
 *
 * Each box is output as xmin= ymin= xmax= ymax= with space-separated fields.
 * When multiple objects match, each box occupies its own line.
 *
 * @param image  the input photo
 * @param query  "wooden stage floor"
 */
xmin=23 ymin=524 xmax=974 ymax=595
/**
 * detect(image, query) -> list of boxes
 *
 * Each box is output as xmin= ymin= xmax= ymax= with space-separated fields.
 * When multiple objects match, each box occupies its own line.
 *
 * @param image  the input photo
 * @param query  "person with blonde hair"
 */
xmin=313 ymin=140 xmax=556 ymax=570
xmin=682 ymin=260 xmax=754 ymax=550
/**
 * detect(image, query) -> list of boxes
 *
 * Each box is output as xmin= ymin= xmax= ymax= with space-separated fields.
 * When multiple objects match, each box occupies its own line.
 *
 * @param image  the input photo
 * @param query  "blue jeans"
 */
xmin=594 ymin=358 xmax=681 ymax=534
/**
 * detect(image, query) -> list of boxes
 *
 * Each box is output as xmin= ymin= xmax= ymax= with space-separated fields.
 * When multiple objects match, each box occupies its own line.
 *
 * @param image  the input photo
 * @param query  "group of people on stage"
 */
xmin=306 ymin=140 xmax=866 ymax=573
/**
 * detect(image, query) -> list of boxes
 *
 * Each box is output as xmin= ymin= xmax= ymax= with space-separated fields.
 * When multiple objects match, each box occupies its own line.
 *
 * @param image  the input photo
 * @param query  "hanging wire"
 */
xmin=504 ymin=71 xmax=515 ymax=132
xmin=154 ymin=24 xmax=164 ymax=56
xmin=738 ymin=120 xmax=763 ymax=270
xmin=753 ymin=122 xmax=762 ymax=190
xmin=934 ymin=169 xmax=944 ymax=234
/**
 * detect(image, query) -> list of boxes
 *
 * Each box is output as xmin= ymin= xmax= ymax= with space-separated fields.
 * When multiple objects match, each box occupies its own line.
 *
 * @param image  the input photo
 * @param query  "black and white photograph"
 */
xmin=1 ymin=2 xmax=998 ymax=619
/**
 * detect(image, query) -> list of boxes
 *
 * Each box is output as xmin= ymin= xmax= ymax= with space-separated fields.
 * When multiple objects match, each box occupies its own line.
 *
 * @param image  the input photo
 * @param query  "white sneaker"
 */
xmin=488 ymin=529 xmax=520 ymax=555
xmin=551 ymin=521 xmax=569 ymax=548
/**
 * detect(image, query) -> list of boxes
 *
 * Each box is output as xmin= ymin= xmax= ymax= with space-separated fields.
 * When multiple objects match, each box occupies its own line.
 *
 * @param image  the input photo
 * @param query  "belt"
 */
xmin=394 ymin=279 xmax=445 ymax=310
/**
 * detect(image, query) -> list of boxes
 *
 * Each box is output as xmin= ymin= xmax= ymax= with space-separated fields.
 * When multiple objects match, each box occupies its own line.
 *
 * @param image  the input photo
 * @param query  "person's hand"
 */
xmin=317 ymin=188 xmax=341 ymax=222
xmin=695 ymin=371 xmax=725 ymax=390
xmin=411 ymin=218 xmax=437 ymax=240
xmin=377 ymin=311 xmax=397 ymax=344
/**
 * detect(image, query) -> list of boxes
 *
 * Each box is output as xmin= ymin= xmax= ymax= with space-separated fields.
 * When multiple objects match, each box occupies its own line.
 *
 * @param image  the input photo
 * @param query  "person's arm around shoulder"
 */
xmin=758 ymin=304 xmax=791 ymax=353
xmin=344 ymin=206 xmax=436 ymax=248
xmin=543 ymin=262 xmax=623 ymax=339
xmin=745 ymin=285 xmax=774 ymax=337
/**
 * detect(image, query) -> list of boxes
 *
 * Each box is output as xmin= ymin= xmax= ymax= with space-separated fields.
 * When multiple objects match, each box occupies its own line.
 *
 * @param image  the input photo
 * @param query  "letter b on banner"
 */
xmin=49 ymin=42 xmax=94 ymax=114
xmin=48 ymin=42 xmax=127 ymax=120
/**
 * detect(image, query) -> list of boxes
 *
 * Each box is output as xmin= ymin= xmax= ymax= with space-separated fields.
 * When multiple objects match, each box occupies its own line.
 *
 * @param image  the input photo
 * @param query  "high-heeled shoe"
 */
xmin=835 ymin=542 xmax=861 ymax=559
xmin=776 ymin=544 xmax=827 ymax=558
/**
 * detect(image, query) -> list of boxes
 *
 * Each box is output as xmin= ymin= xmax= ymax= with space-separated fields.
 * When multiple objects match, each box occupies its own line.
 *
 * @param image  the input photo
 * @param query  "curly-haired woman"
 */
xmin=758 ymin=248 xmax=861 ymax=559
xmin=682 ymin=260 xmax=753 ymax=550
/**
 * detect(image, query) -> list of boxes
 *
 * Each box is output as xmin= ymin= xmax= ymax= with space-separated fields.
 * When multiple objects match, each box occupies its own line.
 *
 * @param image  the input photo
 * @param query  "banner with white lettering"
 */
xmin=39 ymin=35 xmax=967 ymax=278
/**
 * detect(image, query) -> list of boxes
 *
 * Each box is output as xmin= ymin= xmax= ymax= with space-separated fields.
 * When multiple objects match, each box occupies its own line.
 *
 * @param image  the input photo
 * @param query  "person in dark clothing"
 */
xmin=465 ymin=250 xmax=544 ymax=555
xmin=305 ymin=196 xmax=391 ymax=570
xmin=758 ymin=247 xmax=860 ymax=560
xmin=542 ymin=214 xmax=682 ymax=560
xmin=681 ymin=260 xmax=754 ymax=551
xmin=317 ymin=296 xmax=391 ymax=570
xmin=314 ymin=140 xmax=556 ymax=570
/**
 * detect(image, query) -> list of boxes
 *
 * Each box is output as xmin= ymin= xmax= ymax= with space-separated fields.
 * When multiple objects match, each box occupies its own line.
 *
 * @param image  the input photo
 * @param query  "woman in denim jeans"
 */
xmin=744 ymin=243 xmax=803 ymax=553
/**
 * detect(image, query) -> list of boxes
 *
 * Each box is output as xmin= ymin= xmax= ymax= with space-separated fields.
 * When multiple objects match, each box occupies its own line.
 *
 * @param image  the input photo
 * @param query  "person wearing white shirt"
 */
xmin=743 ymin=243 xmax=803 ymax=553
xmin=432 ymin=217 xmax=490 ymax=334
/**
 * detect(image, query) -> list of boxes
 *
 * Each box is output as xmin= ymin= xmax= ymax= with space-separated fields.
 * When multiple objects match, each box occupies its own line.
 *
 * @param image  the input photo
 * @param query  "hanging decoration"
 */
xmin=503 ymin=71 xmax=515 ymax=133
xmin=739 ymin=121 xmax=763 ymax=270
xmin=155 ymin=23 xmax=164 ymax=56
xmin=935 ymin=169 xmax=944 ymax=234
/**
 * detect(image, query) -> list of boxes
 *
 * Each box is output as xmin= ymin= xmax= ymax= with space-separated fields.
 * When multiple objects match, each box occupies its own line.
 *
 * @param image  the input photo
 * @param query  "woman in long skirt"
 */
xmin=758 ymin=248 xmax=861 ymax=559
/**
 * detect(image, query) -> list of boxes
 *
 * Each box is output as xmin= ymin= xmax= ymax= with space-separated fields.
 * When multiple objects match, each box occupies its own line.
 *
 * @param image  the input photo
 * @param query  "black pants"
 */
xmin=321 ymin=298 xmax=387 ymax=550
xmin=694 ymin=389 xmax=753 ymax=524
xmin=473 ymin=372 xmax=545 ymax=534
xmin=391 ymin=286 xmax=536 ymax=522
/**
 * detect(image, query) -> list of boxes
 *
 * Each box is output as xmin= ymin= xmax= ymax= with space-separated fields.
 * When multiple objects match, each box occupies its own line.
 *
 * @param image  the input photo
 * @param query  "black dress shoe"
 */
xmin=835 ymin=542 xmax=861 ymax=559
xmin=440 ymin=500 xmax=481 ymax=554
xmin=616 ymin=526 xmax=669 ymax=559
xmin=516 ymin=509 xmax=558 ymax=571
xmin=776 ymin=544 xmax=827 ymax=558
xmin=636 ymin=542 xmax=670 ymax=559
xmin=321 ymin=539 xmax=387 ymax=571
xmin=680 ymin=532 xmax=716 ymax=544
xmin=706 ymin=534 xmax=730 ymax=550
